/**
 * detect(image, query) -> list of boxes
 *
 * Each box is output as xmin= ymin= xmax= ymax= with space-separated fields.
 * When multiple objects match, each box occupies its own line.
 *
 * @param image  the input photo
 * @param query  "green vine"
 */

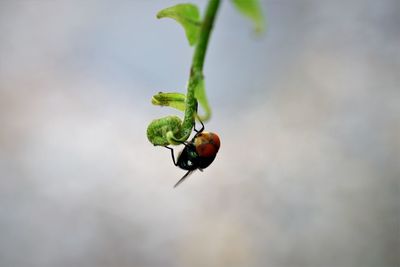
xmin=146 ymin=0 xmax=264 ymax=146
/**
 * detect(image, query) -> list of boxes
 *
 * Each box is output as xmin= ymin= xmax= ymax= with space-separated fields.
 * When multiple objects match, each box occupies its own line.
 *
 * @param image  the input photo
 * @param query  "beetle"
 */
xmin=165 ymin=120 xmax=220 ymax=187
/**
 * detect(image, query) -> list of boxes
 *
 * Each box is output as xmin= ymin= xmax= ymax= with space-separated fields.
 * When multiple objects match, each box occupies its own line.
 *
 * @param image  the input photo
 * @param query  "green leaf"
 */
xmin=157 ymin=4 xmax=201 ymax=46
xmin=151 ymin=92 xmax=186 ymax=112
xmin=231 ymin=0 xmax=265 ymax=33
xmin=194 ymin=78 xmax=211 ymax=122
xmin=147 ymin=116 xmax=183 ymax=146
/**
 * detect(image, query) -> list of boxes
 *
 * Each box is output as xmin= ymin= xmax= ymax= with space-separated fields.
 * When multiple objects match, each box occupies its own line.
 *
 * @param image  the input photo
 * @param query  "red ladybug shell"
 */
xmin=194 ymin=132 xmax=220 ymax=158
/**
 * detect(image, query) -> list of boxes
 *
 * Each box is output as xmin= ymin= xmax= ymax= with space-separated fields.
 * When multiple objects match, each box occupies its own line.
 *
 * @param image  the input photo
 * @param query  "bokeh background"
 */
xmin=0 ymin=0 xmax=399 ymax=266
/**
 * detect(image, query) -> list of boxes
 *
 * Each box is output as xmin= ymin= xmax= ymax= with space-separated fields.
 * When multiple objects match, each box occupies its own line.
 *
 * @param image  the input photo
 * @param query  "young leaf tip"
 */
xmin=156 ymin=3 xmax=201 ymax=46
xmin=231 ymin=0 xmax=266 ymax=34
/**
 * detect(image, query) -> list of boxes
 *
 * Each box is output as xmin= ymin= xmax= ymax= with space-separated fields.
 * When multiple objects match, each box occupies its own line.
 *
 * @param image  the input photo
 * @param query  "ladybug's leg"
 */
xmin=174 ymin=170 xmax=193 ymax=188
xmin=164 ymin=146 xmax=178 ymax=166
xmin=194 ymin=117 xmax=205 ymax=133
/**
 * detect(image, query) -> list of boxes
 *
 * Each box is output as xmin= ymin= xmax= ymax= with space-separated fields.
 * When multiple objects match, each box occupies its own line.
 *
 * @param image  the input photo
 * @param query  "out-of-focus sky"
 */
xmin=0 ymin=0 xmax=399 ymax=267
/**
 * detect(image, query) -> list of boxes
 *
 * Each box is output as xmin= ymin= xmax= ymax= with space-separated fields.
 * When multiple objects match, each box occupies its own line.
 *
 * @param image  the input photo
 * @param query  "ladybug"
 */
xmin=165 ymin=121 xmax=220 ymax=187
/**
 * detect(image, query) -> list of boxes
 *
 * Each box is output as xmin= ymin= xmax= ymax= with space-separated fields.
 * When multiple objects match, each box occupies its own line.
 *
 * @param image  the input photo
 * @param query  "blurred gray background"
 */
xmin=0 ymin=0 xmax=399 ymax=266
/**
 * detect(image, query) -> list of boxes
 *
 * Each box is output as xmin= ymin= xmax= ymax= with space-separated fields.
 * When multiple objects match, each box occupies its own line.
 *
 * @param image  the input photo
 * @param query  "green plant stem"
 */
xmin=181 ymin=0 xmax=220 ymax=136
xmin=193 ymin=0 xmax=220 ymax=71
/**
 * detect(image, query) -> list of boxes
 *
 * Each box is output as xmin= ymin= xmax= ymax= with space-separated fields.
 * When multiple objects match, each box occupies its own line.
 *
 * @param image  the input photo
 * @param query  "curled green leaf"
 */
xmin=147 ymin=116 xmax=183 ymax=146
xmin=157 ymin=3 xmax=201 ymax=46
xmin=231 ymin=0 xmax=265 ymax=33
xmin=147 ymin=90 xmax=197 ymax=146
xmin=151 ymin=92 xmax=186 ymax=112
